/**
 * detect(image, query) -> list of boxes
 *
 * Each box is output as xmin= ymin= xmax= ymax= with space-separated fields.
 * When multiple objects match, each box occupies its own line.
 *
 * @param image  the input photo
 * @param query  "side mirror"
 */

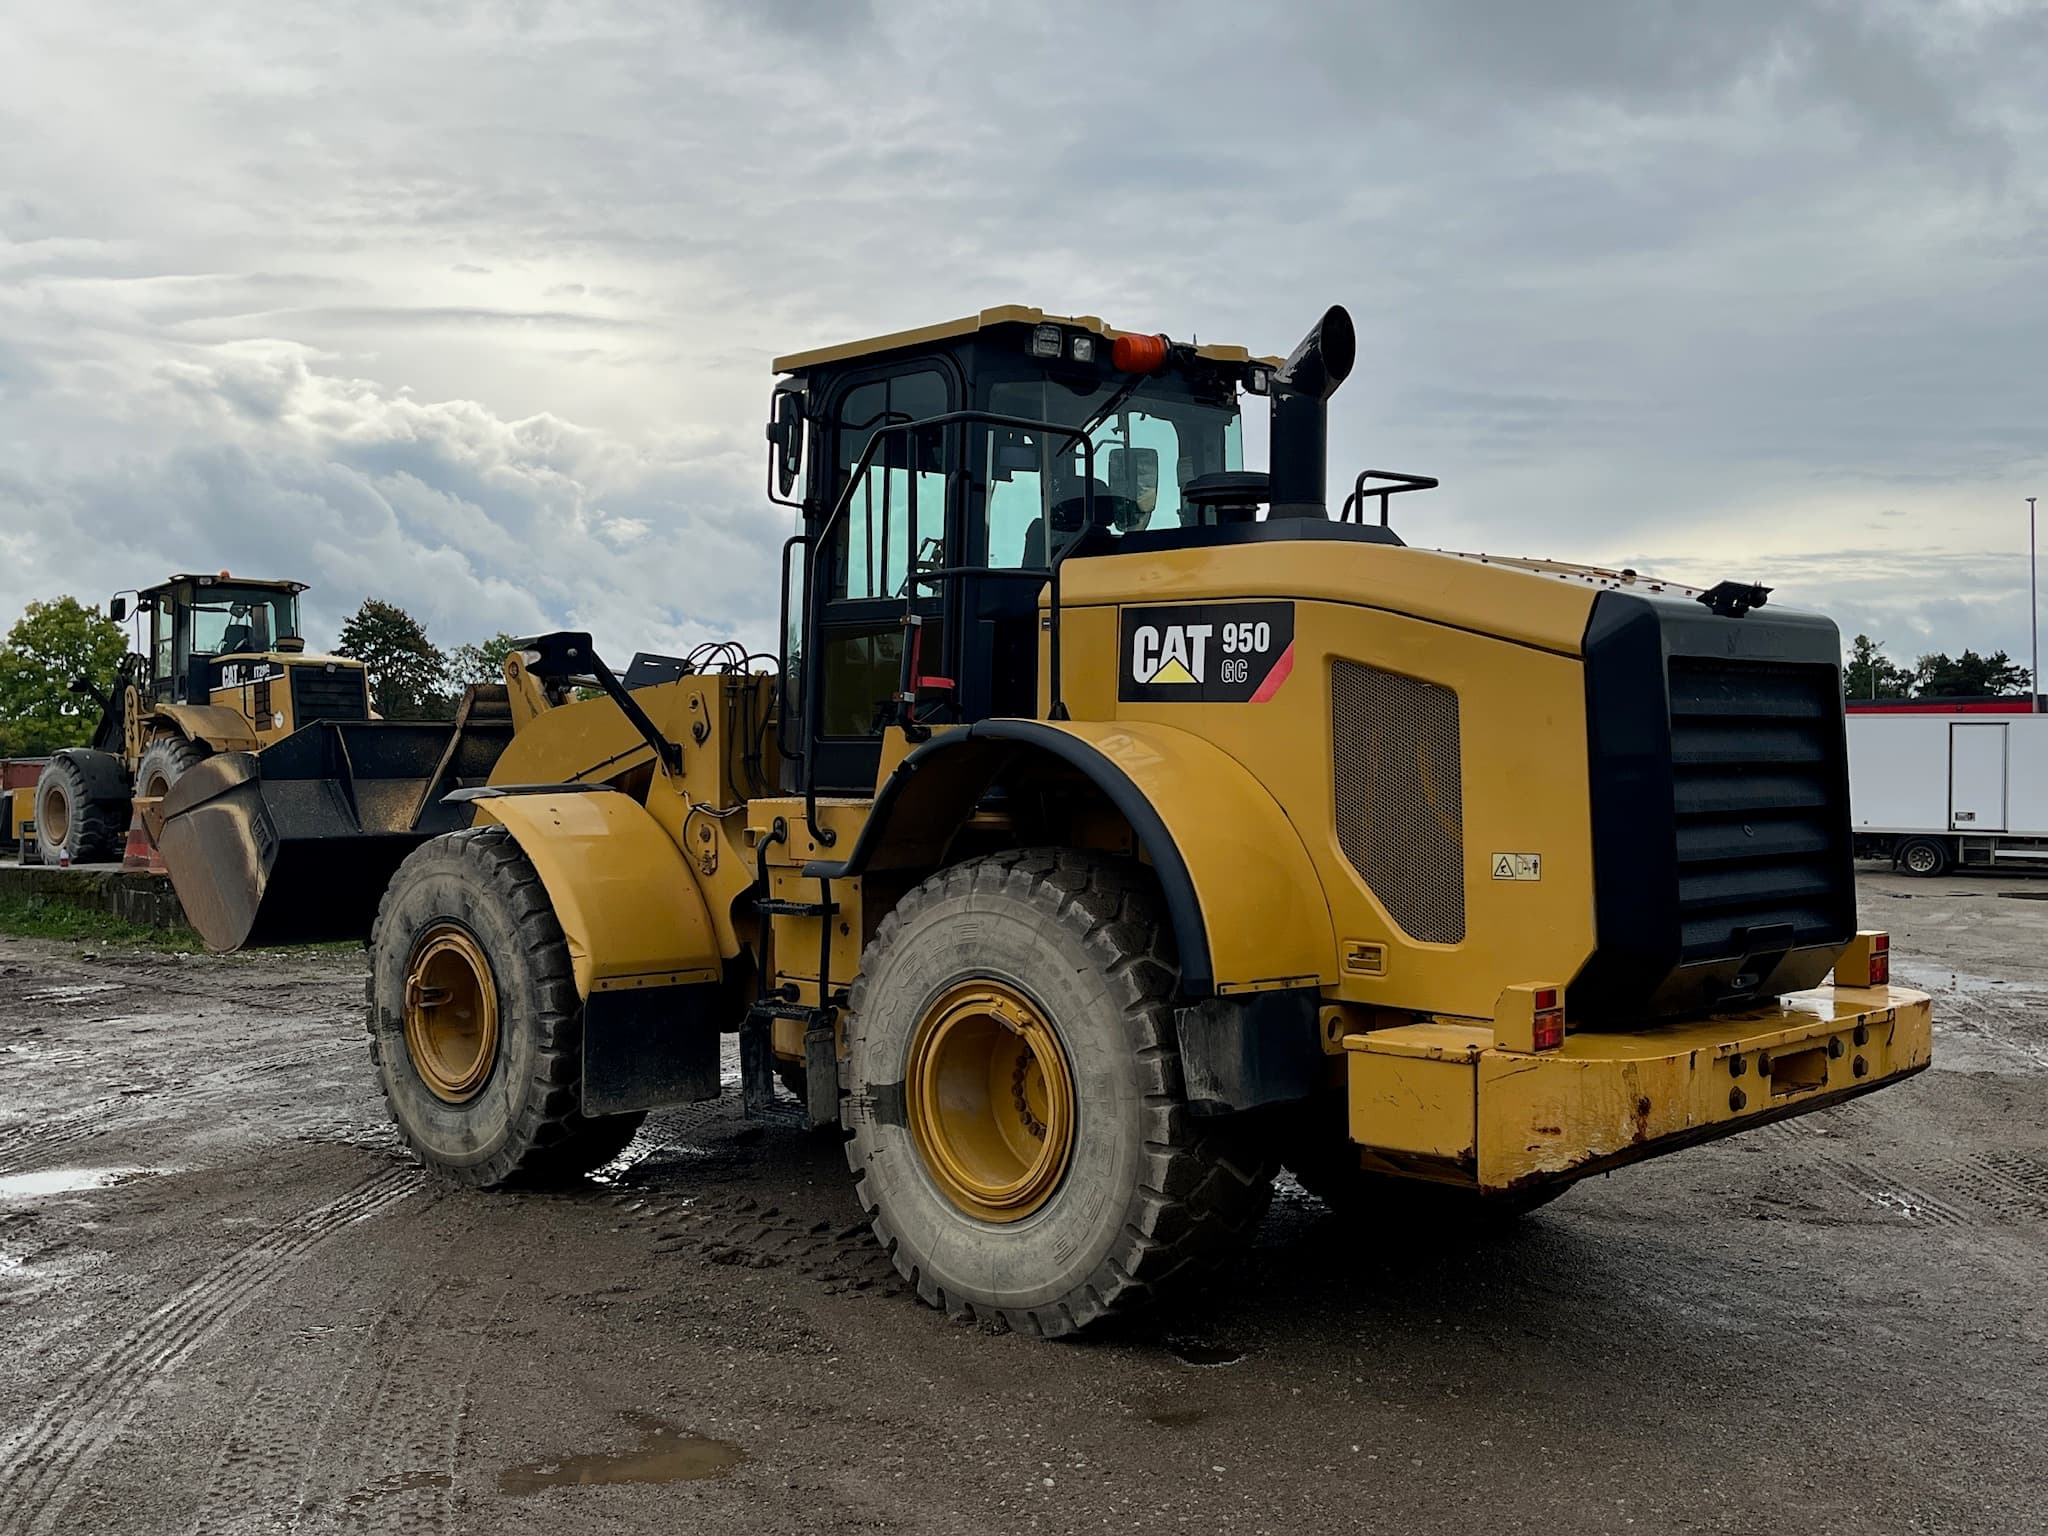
xmin=1107 ymin=446 xmax=1159 ymax=504
xmin=992 ymin=434 xmax=1038 ymax=483
xmin=767 ymin=391 xmax=804 ymax=498
xmin=109 ymin=596 xmax=128 ymax=623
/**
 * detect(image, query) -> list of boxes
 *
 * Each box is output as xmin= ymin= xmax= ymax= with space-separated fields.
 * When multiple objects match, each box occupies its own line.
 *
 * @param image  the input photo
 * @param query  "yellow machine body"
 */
xmin=1343 ymin=988 xmax=1931 ymax=1191
xmin=471 ymin=791 xmax=724 ymax=997
xmin=458 ymin=527 xmax=1929 ymax=1200
xmin=1050 ymin=540 xmax=1600 ymax=1016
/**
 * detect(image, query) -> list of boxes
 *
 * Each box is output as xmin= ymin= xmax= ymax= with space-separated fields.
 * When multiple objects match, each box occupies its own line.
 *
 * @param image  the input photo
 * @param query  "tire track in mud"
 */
xmin=0 ymin=1099 xmax=128 ymax=1177
xmin=1756 ymin=1117 xmax=1976 ymax=1227
xmin=630 ymin=1190 xmax=903 ymax=1296
xmin=294 ymin=1276 xmax=508 ymax=1533
xmin=182 ymin=1288 xmax=415 ymax=1536
xmin=0 ymin=1169 xmax=418 ymax=1536
xmin=606 ymin=1088 xmax=904 ymax=1299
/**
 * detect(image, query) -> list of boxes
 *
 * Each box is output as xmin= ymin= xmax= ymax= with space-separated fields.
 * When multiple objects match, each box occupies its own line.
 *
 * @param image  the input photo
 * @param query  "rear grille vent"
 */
xmin=290 ymin=665 xmax=369 ymax=723
xmin=1332 ymin=660 xmax=1466 ymax=944
xmin=1668 ymin=657 xmax=1849 ymax=963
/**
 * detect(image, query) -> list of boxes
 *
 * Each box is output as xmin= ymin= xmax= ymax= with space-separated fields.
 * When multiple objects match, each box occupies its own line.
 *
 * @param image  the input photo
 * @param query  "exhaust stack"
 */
xmin=1267 ymin=304 xmax=1357 ymax=519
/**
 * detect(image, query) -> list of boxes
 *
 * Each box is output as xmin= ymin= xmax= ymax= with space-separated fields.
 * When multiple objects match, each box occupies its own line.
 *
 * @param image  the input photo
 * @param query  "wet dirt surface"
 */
xmin=0 ymin=868 xmax=2044 ymax=1534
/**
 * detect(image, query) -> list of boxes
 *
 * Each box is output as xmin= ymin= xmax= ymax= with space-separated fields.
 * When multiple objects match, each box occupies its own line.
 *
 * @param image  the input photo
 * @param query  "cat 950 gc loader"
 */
xmin=158 ymin=303 xmax=1931 ymax=1336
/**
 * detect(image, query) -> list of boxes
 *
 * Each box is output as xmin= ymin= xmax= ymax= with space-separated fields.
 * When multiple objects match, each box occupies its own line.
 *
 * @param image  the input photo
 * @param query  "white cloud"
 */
xmin=2 ymin=0 xmax=2045 ymax=672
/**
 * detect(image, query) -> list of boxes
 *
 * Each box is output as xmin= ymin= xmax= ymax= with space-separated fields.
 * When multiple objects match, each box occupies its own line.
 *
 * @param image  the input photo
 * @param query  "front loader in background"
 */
xmin=159 ymin=303 xmax=1932 ymax=1337
xmin=34 ymin=574 xmax=382 ymax=867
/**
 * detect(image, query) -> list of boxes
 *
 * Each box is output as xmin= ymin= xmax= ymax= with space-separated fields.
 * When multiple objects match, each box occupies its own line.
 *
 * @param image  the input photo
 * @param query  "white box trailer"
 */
xmin=1846 ymin=702 xmax=2048 ymax=875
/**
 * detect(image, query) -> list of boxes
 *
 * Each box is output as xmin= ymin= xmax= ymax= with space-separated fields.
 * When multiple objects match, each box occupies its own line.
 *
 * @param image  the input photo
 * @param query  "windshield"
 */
xmin=981 ymin=380 xmax=1243 ymax=570
xmin=188 ymin=587 xmax=301 ymax=654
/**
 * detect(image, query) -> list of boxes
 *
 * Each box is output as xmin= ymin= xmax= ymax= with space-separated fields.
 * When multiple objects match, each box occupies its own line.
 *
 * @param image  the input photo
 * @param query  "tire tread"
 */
xmin=367 ymin=824 xmax=643 ymax=1188
xmin=844 ymin=847 xmax=1276 ymax=1338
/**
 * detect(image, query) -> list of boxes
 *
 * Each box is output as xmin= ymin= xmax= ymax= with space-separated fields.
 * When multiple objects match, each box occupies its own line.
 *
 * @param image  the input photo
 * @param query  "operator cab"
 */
xmin=111 ymin=574 xmax=307 ymax=706
xmin=767 ymin=304 xmax=1429 ymax=797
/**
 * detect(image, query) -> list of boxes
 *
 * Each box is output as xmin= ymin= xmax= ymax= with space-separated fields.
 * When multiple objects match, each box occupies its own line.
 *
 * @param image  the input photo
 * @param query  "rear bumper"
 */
xmin=1343 ymin=985 xmax=1932 ymax=1192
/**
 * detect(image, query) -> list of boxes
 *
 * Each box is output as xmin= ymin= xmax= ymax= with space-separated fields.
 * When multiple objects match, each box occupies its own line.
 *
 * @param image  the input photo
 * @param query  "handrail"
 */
xmin=800 ymin=408 xmax=1097 ymax=847
xmin=1339 ymin=468 xmax=1440 ymax=526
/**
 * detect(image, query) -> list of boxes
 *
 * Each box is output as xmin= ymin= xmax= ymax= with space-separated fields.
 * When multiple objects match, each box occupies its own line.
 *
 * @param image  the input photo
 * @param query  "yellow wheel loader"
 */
xmin=33 ymin=574 xmax=381 ymax=865
xmin=158 ymin=305 xmax=1932 ymax=1335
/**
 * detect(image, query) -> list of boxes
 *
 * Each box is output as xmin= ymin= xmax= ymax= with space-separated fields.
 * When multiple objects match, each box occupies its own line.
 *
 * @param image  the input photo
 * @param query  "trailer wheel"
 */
xmin=134 ymin=734 xmax=209 ymax=804
xmin=33 ymin=752 xmax=125 ymax=865
xmin=367 ymin=825 xmax=645 ymax=1187
xmin=843 ymin=849 xmax=1276 ymax=1338
xmin=1897 ymin=837 xmax=1949 ymax=877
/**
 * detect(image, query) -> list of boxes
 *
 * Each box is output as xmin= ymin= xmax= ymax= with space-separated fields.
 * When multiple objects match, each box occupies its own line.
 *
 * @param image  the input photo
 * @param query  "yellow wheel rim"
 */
xmin=403 ymin=923 xmax=500 ymax=1104
xmin=907 ymin=980 xmax=1075 ymax=1224
xmin=39 ymin=783 xmax=69 ymax=846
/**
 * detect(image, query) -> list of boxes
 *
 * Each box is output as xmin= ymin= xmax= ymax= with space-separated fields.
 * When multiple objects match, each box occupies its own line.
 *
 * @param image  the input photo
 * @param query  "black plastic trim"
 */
xmin=1108 ymin=517 xmax=1405 ymax=558
xmin=1571 ymin=588 xmax=1855 ymax=1024
xmin=802 ymin=719 xmax=1216 ymax=994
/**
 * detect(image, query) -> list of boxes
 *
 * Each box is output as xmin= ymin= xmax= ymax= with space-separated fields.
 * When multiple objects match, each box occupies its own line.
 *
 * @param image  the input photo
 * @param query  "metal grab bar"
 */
xmin=1339 ymin=468 xmax=1440 ymax=526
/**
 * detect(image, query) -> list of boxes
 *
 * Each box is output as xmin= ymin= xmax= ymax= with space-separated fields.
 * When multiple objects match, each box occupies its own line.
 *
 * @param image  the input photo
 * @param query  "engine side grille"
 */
xmin=1332 ymin=660 xmax=1466 ymax=945
xmin=290 ymin=665 xmax=369 ymax=723
xmin=1668 ymin=656 xmax=1849 ymax=963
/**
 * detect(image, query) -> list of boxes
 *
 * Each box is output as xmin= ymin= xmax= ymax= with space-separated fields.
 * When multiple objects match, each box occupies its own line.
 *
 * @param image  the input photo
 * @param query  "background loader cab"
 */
xmin=122 ymin=575 xmax=309 ymax=710
xmin=31 ymin=573 xmax=371 ymax=865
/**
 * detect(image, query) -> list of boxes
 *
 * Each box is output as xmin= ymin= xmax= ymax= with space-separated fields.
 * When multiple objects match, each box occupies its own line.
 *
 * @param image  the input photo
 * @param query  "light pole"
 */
xmin=2032 ymin=495 xmax=2040 ymax=714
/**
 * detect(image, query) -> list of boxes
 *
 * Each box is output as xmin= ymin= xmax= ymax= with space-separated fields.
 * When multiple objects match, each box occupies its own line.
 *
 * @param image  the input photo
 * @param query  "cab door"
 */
xmin=806 ymin=363 xmax=958 ymax=794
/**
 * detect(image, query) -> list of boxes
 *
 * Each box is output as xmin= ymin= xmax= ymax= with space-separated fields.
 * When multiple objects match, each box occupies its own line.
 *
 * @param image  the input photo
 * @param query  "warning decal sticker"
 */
xmin=1118 ymin=602 xmax=1296 ymax=703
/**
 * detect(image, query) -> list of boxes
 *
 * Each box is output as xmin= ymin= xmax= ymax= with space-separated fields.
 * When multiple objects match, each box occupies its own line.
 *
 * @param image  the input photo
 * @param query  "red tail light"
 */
xmin=1532 ymin=987 xmax=1564 ymax=1050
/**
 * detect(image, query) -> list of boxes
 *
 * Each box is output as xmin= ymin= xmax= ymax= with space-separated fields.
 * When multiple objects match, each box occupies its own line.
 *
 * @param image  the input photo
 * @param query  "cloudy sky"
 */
xmin=2 ymin=1 xmax=2044 ymax=675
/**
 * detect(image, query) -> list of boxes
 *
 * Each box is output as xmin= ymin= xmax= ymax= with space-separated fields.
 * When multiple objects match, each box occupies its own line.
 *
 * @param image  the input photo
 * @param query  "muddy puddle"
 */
xmin=0 ymin=1166 xmax=151 ymax=1199
xmin=498 ymin=1412 xmax=744 ymax=1494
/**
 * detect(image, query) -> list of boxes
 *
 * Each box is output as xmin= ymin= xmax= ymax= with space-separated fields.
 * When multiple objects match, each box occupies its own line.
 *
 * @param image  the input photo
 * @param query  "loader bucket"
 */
xmin=156 ymin=697 xmax=514 ymax=951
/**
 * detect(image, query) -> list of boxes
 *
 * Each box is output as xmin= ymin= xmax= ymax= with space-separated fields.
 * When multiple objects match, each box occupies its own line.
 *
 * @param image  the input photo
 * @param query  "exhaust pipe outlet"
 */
xmin=1268 ymin=304 xmax=1356 ymax=519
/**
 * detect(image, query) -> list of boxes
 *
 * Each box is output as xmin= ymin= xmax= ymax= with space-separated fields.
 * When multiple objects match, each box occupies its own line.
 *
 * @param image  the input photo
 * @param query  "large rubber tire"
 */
xmin=367 ymin=825 xmax=645 ymax=1187
xmin=843 ymin=849 xmax=1277 ymax=1338
xmin=134 ymin=734 xmax=209 ymax=804
xmin=1897 ymin=837 xmax=1950 ymax=878
xmin=1283 ymin=1102 xmax=1566 ymax=1226
xmin=33 ymin=753 xmax=125 ymax=865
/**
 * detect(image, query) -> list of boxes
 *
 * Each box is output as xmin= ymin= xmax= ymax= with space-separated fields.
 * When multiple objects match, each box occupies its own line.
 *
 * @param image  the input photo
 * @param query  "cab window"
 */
xmin=981 ymin=381 xmax=1241 ymax=570
xmin=834 ymin=371 xmax=948 ymax=601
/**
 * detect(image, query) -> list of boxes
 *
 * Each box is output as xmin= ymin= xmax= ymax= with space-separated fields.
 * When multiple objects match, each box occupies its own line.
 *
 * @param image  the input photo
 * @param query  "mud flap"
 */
xmin=581 ymin=983 xmax=723 ymax=1116
xmin=1174 ymin=990 xmax=1323 ymax=1115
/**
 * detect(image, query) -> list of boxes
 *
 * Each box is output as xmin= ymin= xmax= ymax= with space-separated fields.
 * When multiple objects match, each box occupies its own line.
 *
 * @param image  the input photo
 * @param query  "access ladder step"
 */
xmin=753 ymin=897 xmax=839 ymax=918
xmin=747 ymin=1000 xmax=830 ymax=1025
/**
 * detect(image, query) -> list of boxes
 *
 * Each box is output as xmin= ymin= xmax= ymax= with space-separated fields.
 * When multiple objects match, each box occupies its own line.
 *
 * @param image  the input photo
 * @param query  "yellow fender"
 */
xmin=468 ymin=789 xmax=722 ymax=998
xmin=147 ymin=702 xmax=260 ymax=753
xmin=809 ymin=718 xmax=1335 ymax=995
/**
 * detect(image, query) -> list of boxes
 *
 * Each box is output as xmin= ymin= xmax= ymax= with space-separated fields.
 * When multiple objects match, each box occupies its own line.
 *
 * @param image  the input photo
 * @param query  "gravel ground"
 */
xmin=0 ymin=867 xmax=2044 ymax=1535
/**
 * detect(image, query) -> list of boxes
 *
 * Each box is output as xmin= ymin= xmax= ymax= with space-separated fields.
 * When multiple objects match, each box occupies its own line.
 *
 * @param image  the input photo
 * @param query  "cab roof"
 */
xmin=141 ymin=574 xmax=308 ymax=598
xmin=772 ymin=305 xmax=1278 ymax=375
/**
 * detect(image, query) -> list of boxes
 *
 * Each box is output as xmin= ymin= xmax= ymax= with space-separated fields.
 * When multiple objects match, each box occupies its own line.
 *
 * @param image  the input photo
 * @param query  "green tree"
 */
xmin=1911 ymin=649 xmax=2033 ymax=699
xmin=0 ymin=597 xmax=130 ymax=757
xmin=447 ymin=632 xmax=525 ymax=687
xmin=335 ymin=599 xmax=450 ymax=720
xmin=1843 ymin=635 xmax=1913 ymax=701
